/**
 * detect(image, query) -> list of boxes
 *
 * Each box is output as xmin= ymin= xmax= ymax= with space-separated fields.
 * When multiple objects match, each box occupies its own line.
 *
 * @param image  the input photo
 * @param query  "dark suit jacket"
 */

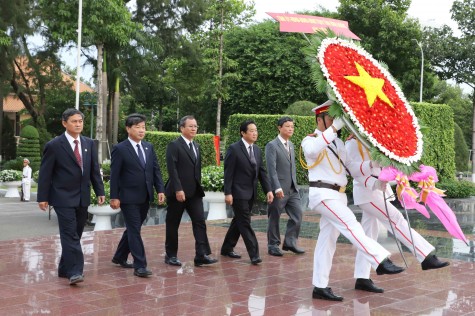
xmin=110 ymin=139 xmax=164 ymax=204
xmin=165 ymin=136 xmax=204 ymax=199
xmin=37 ymin=133 xmax=104 ymax=207
xmin=224 ymin=140 xmax=271 ymax=200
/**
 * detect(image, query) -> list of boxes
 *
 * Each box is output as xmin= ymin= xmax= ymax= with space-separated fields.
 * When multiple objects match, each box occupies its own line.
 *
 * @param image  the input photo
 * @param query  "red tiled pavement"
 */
xmin=0 ymin=214 xmax=473 ymax=315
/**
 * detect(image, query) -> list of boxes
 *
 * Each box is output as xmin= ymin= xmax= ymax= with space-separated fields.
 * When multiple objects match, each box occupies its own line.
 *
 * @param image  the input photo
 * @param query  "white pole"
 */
xmin=75 ymin=0 xmax=83 ymax=110
xmin=419 ymin=41 xmax=424 ymax=103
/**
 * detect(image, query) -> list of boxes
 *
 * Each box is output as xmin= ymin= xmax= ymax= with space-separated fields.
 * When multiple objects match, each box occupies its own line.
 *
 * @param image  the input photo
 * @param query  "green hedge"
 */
xmin=412 ymin=102 xmax=455 ymax=181
xmin=145 ymin=131 xmax=217 ymax=182
xmin=437 ymin=180 xmax=475 ymax=198
xmin=16 ymin=125 xmax=42 ymax=171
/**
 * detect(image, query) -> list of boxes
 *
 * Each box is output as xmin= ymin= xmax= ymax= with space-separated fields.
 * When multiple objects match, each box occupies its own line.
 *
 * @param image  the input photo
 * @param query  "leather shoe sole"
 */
xmin=112 ymin=258 xmax=134 ymax=269
xmin=282 ymin=245 xmax=305 ymax=254
xmin=69 ymin=274 xmax=84 ymax=285
xmin=221 ymin=251 xmax=241 ymax=259
xmin=355 ymin=279 xmax=384 ymax=293
xmin=165 ymin=256 xmax=182 ymax=266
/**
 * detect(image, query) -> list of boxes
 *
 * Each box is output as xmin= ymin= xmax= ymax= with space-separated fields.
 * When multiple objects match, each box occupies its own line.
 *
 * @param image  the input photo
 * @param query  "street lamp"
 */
xmin=83 ymin=92 xmax=97 ymax=138
xmin=412 ymin=39 xmax=424 ymax=102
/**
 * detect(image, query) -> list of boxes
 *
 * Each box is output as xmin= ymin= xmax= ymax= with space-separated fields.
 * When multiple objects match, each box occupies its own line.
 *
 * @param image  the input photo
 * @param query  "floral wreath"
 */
xmin=304 ymin=33 xmax=423 ymax=172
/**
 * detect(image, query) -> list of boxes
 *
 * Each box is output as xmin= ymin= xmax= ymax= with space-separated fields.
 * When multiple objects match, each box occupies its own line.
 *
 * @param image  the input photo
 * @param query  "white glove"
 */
xmin=332 ymin=117 xmax=345 ymax=131
xmin=372 ymin=180 xmax=388 ymax=192
xmin=371 ymin=160 xmax=381 ymax=169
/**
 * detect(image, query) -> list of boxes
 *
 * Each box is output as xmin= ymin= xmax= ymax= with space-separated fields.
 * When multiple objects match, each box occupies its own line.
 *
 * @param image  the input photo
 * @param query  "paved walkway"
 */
xmin=0 ymin=195 xmax=474 ymax=315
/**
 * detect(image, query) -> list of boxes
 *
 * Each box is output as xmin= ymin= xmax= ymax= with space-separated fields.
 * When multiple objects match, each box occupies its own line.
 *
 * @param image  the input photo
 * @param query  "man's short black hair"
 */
xmin=62 ymin=108 xmax=84 ymax=121
xmin=125 ymin=113 xmax=147 ymax=127
xmin=277 ymin=116 xmax=293 ymax=127
xmin=240 ymin=119 xmax=256 ymax=135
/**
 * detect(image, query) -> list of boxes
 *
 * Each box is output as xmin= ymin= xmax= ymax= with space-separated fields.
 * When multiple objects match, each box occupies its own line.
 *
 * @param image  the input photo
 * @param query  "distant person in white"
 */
xmin=22 ymin=158 xmax=32 ymax=201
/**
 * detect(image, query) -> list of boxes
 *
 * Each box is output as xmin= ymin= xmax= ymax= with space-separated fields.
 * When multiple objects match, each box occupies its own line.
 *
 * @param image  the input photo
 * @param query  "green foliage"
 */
xmin=1 ymin=115 xmax=16 ymax=161
xmin=101 ymin=159 xmax=111 ymax=177
xmin=17 ymin=125 xmax=41 ymax=171
xmin=223 ymin=21 xmax=325 ymax=123
xmin=33 ymin=170 xmax=40 ymax=183
xmin=144 ymin=131 xmax=217 ymax=182
xmin=453 ymin=123 xmax=470 ymax=172
xmin=412 ymin=102 xmax=456 ymax=181
xmin=0 ymin=169 xmax=23 ymax=182
xmin=437 ymin=179 xmax=475 ymax=198
xmin=285 ymin=101 xmax=318 ymax=116
xmin=201 ymin=165 xmax=224 ymax=192
xmin=90 ymin=181 xmax=110 ymax=205
xmin=2 ymin=159 xmax=23 ymax=171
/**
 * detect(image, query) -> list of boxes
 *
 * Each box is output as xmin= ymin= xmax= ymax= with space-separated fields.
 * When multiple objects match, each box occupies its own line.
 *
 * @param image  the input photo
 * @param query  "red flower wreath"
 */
xmin=317 ymin=38 xmax=423 ymax=165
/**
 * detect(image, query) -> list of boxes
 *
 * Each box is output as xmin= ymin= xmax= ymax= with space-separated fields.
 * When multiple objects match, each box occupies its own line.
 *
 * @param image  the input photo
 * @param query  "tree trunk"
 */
xmin=113 ymin=76 xmax=120 ymax=144
xmin=215 ymin=2 xmax=224 ymax=137
xmin=102 ymin=50 xmax=108 ymax=160
xmin=472 ymin=91 xmax=475 ymax=182
xmin=0 ymin=89 xmax=3 ymax=162
xmin=95 ymin=43 xmax=104 ymax=163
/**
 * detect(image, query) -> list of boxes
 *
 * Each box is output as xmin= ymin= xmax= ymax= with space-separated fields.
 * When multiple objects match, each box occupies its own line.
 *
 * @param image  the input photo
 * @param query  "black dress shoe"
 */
xmin=251 ymin=257 xmax=262 ymax=265
xmin=194 ymin=255 xmax=218 ymax=266
xmin=312 ymin=287 xmax=343 ymax=301
xmin=421 ymin=254 xmax=450 ymax=270
xmin=165 ymin=255 xmax=182 ymax=266
xmin=134 ymin=268 xmax=152 ymax=278
xmin=355 ymin=278 xmax=384 ymax=293
xmin=112 ymin=258 xmax=134 ymax=269
xmin=376 ymin=258 xmax=405 ymax=275
xmin=268 ymin=248 xmax=284 ymax=256
xmin=221 ymin=251 xmax=242 ymax=259
xmin=69 ymin=274 xmax=84 ymax=285
xmin=282 ymin=245 xmax=305 ymax=254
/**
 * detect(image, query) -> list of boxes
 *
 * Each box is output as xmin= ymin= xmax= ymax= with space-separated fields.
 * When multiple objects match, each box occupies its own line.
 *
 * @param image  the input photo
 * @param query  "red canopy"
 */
xmin=266 ymin=12 xmax=360 ymax=40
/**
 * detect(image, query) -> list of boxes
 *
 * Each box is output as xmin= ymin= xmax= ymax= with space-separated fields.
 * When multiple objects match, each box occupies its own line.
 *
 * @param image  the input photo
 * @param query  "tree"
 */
xmin=223 ymin=21 xmax=321 ymax=120
xmin=337 ymin=0 xmax=433 ymax=101
xmin=422 ymin=0 xmax=475 ymax=180
xmin=454 ymin=122 xmax=469 ymax=172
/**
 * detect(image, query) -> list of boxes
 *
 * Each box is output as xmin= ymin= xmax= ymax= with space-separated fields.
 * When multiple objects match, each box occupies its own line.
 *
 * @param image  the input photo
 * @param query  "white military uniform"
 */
xmin=302 ymin=127 xmax=391 ymax=289
xmin=22 ymin=164 xmax=32 ymax=201
xmin=346 ymin=138 xmax=435 ymax=279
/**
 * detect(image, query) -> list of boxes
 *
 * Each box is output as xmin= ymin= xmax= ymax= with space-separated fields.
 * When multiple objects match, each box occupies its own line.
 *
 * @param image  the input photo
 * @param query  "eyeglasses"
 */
xmin=186 ymin=125 xmax=199 ymax=129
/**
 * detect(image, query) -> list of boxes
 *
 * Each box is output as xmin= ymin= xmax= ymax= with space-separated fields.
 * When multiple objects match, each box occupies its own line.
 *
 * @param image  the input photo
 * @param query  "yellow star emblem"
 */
xmin=344 ymin=62 xmax=393 ymax=108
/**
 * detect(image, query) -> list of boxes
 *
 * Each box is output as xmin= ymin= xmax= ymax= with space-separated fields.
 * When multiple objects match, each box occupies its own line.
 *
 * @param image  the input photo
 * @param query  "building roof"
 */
xmin=2 ymin=94 xmax=24 ymax=113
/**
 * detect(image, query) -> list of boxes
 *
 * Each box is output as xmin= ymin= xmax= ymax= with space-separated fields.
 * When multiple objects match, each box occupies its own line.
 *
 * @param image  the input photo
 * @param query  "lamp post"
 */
xmin=412 ymin=39 xmax=424 ymax=102
xmin=83 ymin=92 xmax=97 ymax=138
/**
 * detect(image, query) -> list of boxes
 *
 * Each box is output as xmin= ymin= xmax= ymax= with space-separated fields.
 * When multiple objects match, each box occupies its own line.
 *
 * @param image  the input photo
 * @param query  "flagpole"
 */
xmin=75 ymin=0 xmax=83 ymax=110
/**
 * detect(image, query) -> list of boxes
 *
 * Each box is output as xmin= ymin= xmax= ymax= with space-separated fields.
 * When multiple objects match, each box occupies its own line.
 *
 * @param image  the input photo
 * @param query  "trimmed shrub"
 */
xmin=144 ymin=131 xmax=217 ymax=183
xmin=437 ymin=180 xmax=475 ymax=198
xmin=285 ymin=100 xmax=318 ymax=116
xmin=17 ymin=125 xmax=41 ymax=171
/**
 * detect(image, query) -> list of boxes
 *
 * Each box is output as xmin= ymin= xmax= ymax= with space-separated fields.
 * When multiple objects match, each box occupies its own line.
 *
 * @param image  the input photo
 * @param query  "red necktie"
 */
xmin=73 ymin=140 xmax=82 ymax=167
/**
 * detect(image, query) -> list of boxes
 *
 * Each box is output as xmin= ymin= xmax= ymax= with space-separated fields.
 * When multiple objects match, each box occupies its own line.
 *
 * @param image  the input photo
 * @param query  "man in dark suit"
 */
xmin=37 ymin=108 xmax=105 ymax=285
xmin=165 ymin=115 xmax=218 ymax=267
xmin=110 ymin=113 xmax=165 ymax=278
xmin=220 ymin=119 xmax=274 ymax=265
xmin=265 ymin=116 xmax=305 ymax=256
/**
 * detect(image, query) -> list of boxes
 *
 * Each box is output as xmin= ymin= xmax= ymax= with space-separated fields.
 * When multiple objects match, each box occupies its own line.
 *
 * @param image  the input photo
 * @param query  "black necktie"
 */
xmin=137 ymin=144 xmax=146 ymax=168
xmin=189 ymin=142 xmax=196 ymax=162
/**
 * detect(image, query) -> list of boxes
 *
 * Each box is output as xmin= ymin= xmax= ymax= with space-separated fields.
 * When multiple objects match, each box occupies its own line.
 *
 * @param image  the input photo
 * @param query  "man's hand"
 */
xmin=275 ymin=190 xmax=284 ymax=199
xmin=157 ymin=193 xmax=165 ymax=205
xmin=110 ymin=199 xmax=121 ymax=210
xmin=372 ymin=180 xmax=388 ymax=192
xmin=97 ymin=196 xmax=105 ymax=205
xmin=225 ymin=194 xmax=233 ymax=206
xmin=266 ymin=192 xmax=274 ymax=204
xmin=176 ymin=191 xmax=186 ymax=202
xmin=38 ymin=201 xmax=48 ymax=211
xmin=371 ymin=160 xmax=381 ymax=169
xmin=332 ymin=117 xmax=345 ymax=131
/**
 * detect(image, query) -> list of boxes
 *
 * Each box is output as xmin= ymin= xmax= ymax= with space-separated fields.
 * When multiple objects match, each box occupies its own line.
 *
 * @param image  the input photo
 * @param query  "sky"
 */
xmin=65 ymin=0 xmax=459 ymax=85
